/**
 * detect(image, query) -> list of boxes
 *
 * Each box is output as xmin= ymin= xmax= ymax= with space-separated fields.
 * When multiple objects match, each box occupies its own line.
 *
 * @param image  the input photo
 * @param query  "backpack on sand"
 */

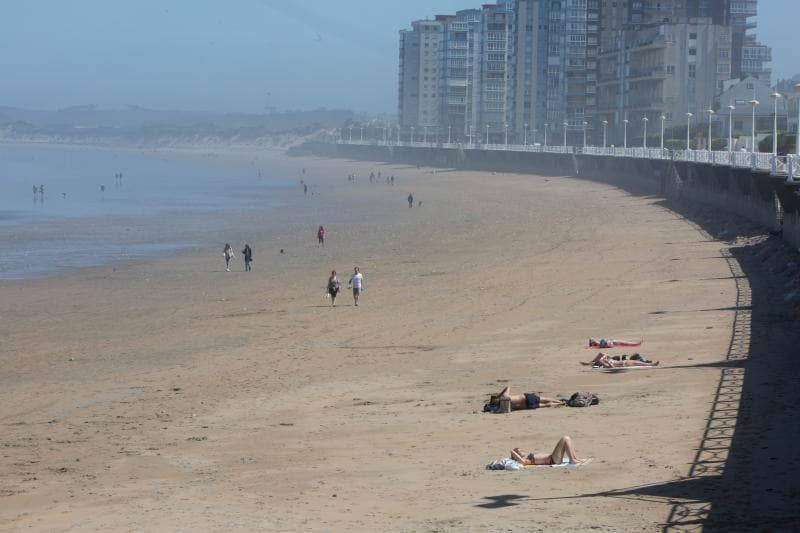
xmin=567 ymin=392 xmax=599 ymax=407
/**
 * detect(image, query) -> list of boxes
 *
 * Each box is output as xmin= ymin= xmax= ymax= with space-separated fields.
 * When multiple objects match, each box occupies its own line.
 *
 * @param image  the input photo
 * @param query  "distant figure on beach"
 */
xmin=327 ymin=270 xmax=340 ymax=306
xmin=39 ymin=185 xmax=44 ymax=200
xmin=418 ymin=201 xmax=423 ymax=208
xmin=588 ymin=338 xmax=642 ymax=349
xmin=33 ymin=185 xmax=38 ymax=202
xmin=510 ymin=436 xmax=589 ymax=466
xmin=484 ymin=386 xmax=565 ymax=413
xmin=581 ymin=352 xmax=659 ymax=368
xmin=304 ymin=183 xmax=308 ymax=196
xmin=317 ymin=225 xmax=326 ymax=246
xmin=408 ymin=193 xmax=414 ymax=208
xmin=390 ymin=176 xmax=395 ymax=186
xmin=241 ymin=243 xmax=253 ymax=272
xmin=369 ymin=171 xmax=375 ymax=183
xmin=302 ymin=168 xmax=306 ymax=175
xmin=348 ymin=267 xmax=363 ymax=306
xmin=61 ymin=192 xmax=67 ymax=199
xmin=223 ymin=243 xmax=235 ymax=272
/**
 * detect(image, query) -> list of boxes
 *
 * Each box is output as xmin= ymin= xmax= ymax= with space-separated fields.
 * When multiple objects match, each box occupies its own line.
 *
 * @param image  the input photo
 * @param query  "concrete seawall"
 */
xmin=294 ymin=142 xmax=800 ymax=252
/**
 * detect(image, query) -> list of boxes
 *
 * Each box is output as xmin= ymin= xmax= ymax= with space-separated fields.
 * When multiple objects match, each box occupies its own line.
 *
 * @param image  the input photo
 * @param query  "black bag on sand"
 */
xmin=567 ymin=392 xmax=599 ymax=407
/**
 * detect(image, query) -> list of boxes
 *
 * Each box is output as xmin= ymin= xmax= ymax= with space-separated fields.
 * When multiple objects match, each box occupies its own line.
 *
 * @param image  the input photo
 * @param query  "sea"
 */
xmin=0 ymin=143 xmax=298 ymax=280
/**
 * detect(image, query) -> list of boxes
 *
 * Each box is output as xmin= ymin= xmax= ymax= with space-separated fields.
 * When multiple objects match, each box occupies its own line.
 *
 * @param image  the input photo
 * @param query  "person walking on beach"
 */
xmin=242 ymin=243 xmax=253 ymax=272
xmin=408 ymin=193 xmax=414 ymax=208
xmin=348 ymin=267 xmax=363 ymax=306
xmin=317 ymin=225 xmax=326 ymax=246
xmin=303 ymin=183 xmax=308 ymax=196
xmin=223 ymin=243 xmax=235 ymax=272
xmin=327 ymin=270 xmax=340 ymax=306
xmin=39 ymin=185 xmax=44 ymax=201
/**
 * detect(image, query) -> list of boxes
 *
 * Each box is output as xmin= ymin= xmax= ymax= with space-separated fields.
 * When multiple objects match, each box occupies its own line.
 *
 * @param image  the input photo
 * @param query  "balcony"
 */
xmin=627 ymin=65 xmax=669 ymax=81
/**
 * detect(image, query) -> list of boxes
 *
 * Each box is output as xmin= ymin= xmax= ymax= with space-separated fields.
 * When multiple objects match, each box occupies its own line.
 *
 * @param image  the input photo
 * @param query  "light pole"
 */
xmin=749 ymin=99 xmax=759 ymax=152
xmin=727 ymin=105 xmax=735 ymax=152
xmin=660 ymin=115 xmax=666 ymax=150
xmin=562 ymin=121 xmax=568 ymax=149
xmin=524 ymin=123 xmax=529 ymax=145
xmin=771 ymin=92 xmax=781 ymax=156
xmin=411 ymin=126 xmax=415 ymax=144
xmin=544 ymin=123 xmax=549 ymax=147
xmin=602 ymin=120 xmax=608 ymax=148
xmin=469 ymin=125 xmax=474 ymax=145
xmin=504 ymin=123 xmax=508 ymax=147
xmin=396 ymin=127 xmax=400 ymax=144
xmin=485 ymin=124 xmax=490 ymax=145
xmin=706 ymin=109 xmax=714 ymax=151
xmin=642 ymin=117 xmax=648 ymax=149
xmin=582 ymin=121 xmax=588 ymax=148
xmin=448 ymin=125 xmax=452 ymax=144
xmin=686 ymin=112 xmax=693 ymax=150
xmin=796 ymin=83 xmax=800 ymax=154
xmin=623 ymin=119 xmax=629 ymax=148
xmin=360 ymin=127 xmax=364 ymax=142
xmin=423 ymin=126 xmax=428 ymax=144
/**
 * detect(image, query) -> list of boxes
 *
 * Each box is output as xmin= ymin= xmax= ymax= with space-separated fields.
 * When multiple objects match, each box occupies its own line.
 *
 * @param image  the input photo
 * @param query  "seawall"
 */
xmin=294 ymin=142 xmax=800 ymax=251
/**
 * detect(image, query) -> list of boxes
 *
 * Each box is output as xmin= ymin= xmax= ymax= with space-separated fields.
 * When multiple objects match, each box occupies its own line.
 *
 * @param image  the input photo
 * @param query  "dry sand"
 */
xmin=0 ymin=152 xmax=752 ymax=531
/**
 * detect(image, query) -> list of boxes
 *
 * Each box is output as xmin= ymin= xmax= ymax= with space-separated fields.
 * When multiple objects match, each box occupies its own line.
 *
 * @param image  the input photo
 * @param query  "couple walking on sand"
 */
xmin=327 ymin=267 xmax=363 ymax=306
xmin=223 ymin=243 xmax=253 ymax=272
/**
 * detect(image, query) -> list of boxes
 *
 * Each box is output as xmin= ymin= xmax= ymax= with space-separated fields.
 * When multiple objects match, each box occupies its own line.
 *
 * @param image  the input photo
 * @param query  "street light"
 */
xmin=396 ymin=127 xmax=400 ymax=144
xmin=544 ymin=123 xmax=549 ymax=147
xmin=504 ymin=123 xmax=509 ymax=147
xmin=623 ymin=119 xmax=629 ymax=148
xmin=360 ymin=127 xmax=364 ymax=142
xmin=563 ymin=121 xmax=568 ymax=149
xmin=727 ymin=105 xmax=735 ymax=152
xmin=602 ymin=120 xmax=608 ymax=148
xmin=582 ymin=121 xmax=588 ymax=148
xmin=796 ymin=83 xmax=800 ymax=154
xmin=660 ymin=115 xmax=666 ymax=150
xmin=771 ymin=92 xmax=781 ymax=156
xmin=706 ymin=109 xmax=714 ymax=151
xmin=524 ymin=123 xmax=529 ymax=145
xmin=423 ymin=125 xmax=428 ymax=144
xmin=642 ymin=117 xmax=649 ymax=149
xmin=448 ymin=125 xmax=452 ymax=144
xmin=686 ymin=112 xmax=694 ymax=150
xmin=749 ymin=99 xmax=759 ymax=153
xmin=349 ymin=126 xmax=353 ymax=142
xmin=468 ymin=125 xmax=474 ymax=145
xmin=485 ymin=124 xmax=490 ymax=145
xmin=411 ymin=126 xmax=415 ymax=143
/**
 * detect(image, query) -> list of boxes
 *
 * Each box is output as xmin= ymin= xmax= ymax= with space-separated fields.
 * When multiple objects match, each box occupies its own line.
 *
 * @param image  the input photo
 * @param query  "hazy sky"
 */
xmin=0 ymin=0 xmax=795 ymax=114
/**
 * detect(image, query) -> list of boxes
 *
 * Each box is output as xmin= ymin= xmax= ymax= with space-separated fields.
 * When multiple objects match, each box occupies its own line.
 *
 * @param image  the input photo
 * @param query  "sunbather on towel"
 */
xmin=588 ymin=338 xmax=642 ymax=348
xmin=484 ymin=386 xmax=564 ymax=412
xmin=510 ymin=435 xmax=589 ymax=466
xmin=580 ymin=352 xmax=659 ymax=368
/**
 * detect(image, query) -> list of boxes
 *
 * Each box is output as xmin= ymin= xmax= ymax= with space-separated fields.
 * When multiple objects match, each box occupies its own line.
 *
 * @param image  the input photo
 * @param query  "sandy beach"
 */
xmin=0 ymin=150 xmax=793 ymax=531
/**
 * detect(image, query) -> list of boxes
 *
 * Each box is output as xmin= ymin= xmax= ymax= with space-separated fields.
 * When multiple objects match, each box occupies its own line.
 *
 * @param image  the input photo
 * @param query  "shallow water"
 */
xmin=0 ymin=144 xmax=295 ymax=279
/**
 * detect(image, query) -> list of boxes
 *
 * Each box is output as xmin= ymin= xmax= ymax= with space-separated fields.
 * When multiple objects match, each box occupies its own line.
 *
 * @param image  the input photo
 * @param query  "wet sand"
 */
xmin=0 ymin=151 xmax=754 ymax=530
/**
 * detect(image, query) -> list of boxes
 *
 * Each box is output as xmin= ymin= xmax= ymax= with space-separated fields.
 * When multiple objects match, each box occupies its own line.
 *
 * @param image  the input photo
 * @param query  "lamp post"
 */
xmin=749 ymin=99 xmax=759 ymax=153
xmin=623 ymin=119 xmax=629 ymax=148
xmin=469 ymin=125 xmax=474 ymax=145
xmin=602 ymin=120 xmax=608 ymax=148
xmin=660 ymin=115 xmax=666 ymax=150
xmin=396 ymin=127 xmax=400 ymax=144
xmin=423 ymin=125 xmax=428 ymax=144
xmin=485 ymin=124 xmax=490 ymax=145
xmin=563 ymin=121 xmax=568 ymax=150
xmin=686 ymin=112 xmax=693 ymax=150
xmin=360 ymin=127 xmax=364 ymax=142
xmin=411 ymin=126 xmax=415 ymax=144
xmin=544 ymin=123 xmax=549 ymax=147
xmin=706 ymin=109 xmax=714 ymax=151
xmin=642 ymin=117 xmax=648 ymax=149
xmin=348 ymin=126 xmax=353 ymax=142
xmin=504 ymin=123 xmax=509 ymax=147
xmin=771 ymin=92 xmax=781 ymax=156
xmin=727 ymin=105 xmax=735 ymax=152
xmin=795 ymin=83 xmax=800 ymax=154
xmin=582 ymin=121 xmax=588 ymax=148
xmin=524 ymin=123 xmax=529 ymax=145
xmin=448 ymin=125 xmax=452 ymax=144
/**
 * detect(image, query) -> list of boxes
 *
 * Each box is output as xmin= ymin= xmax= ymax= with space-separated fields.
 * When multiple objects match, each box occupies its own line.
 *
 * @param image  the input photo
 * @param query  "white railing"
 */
xmin=336 ymin=139 xmax=795 ymax=178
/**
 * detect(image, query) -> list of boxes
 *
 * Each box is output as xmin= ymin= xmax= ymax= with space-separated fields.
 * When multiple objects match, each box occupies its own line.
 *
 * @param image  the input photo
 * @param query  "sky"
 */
xmin=0 ymin=0 xmax=795 ymax=114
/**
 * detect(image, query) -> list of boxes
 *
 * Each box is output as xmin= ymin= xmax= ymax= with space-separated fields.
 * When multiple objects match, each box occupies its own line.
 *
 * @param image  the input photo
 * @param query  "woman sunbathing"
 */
xmin=581 ymin=352 xmax=659 ymax=368
xmin=588 ymin=338 xmax=642 ymax=348
xmin=484 ymin=386 xmax=565 ymax=412
xmin=510 ymin=435 xmax=589 ymax=466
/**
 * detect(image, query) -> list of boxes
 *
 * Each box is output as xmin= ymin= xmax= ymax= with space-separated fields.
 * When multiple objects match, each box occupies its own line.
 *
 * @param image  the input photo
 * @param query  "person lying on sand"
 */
xmin=484 ymin=386 xmax=564 ymax=412
xmin=510 ymin=435 xmax=589 ymax=466
xmin=588 ymin=338 xmax=642 ymax=348
xmin=580 ymin=352 xmax=659 ymax=368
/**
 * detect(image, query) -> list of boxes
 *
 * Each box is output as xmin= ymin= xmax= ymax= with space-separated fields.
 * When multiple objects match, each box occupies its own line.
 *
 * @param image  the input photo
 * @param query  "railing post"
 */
xmin=771 ymin=154 xmax=778 ymax=175
xmin=788 ymin=155 xmax=795 ymax=183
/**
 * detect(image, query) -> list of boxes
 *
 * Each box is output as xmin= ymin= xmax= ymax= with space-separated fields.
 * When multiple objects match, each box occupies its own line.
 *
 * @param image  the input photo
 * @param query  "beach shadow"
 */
xmin=476 ymin=494 xmax=528 ymax=509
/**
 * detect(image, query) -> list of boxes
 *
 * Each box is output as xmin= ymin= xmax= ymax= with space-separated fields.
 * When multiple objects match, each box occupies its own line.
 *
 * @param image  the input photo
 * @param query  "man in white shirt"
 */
xmin=348 ymin=266 xmax=363 ymax=306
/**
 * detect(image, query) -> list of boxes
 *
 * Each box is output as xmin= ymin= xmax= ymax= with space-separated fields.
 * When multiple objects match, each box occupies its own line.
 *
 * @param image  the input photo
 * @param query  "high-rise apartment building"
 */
xmin=397 ymin=0 xmax=771 ymax=145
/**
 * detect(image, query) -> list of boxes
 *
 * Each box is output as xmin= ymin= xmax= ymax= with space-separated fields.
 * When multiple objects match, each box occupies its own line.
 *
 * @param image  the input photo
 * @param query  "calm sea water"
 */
xmin=0 ymin=143 xmax=295 ymax=279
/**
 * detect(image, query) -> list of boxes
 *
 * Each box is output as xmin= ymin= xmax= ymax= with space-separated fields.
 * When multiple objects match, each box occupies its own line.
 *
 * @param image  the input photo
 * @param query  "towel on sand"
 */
xmin=486 ymin=458 xmax=593 ymax=470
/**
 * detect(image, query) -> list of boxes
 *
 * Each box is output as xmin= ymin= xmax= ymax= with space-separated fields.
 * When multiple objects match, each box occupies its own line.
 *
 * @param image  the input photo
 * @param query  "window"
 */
xmin=688 ymin=64 xmax=696 ymax=79
xmin=689 ymin=33 xmax=697 ymax=40
xmin=689 ymin=48 xmax=696 ymax=56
